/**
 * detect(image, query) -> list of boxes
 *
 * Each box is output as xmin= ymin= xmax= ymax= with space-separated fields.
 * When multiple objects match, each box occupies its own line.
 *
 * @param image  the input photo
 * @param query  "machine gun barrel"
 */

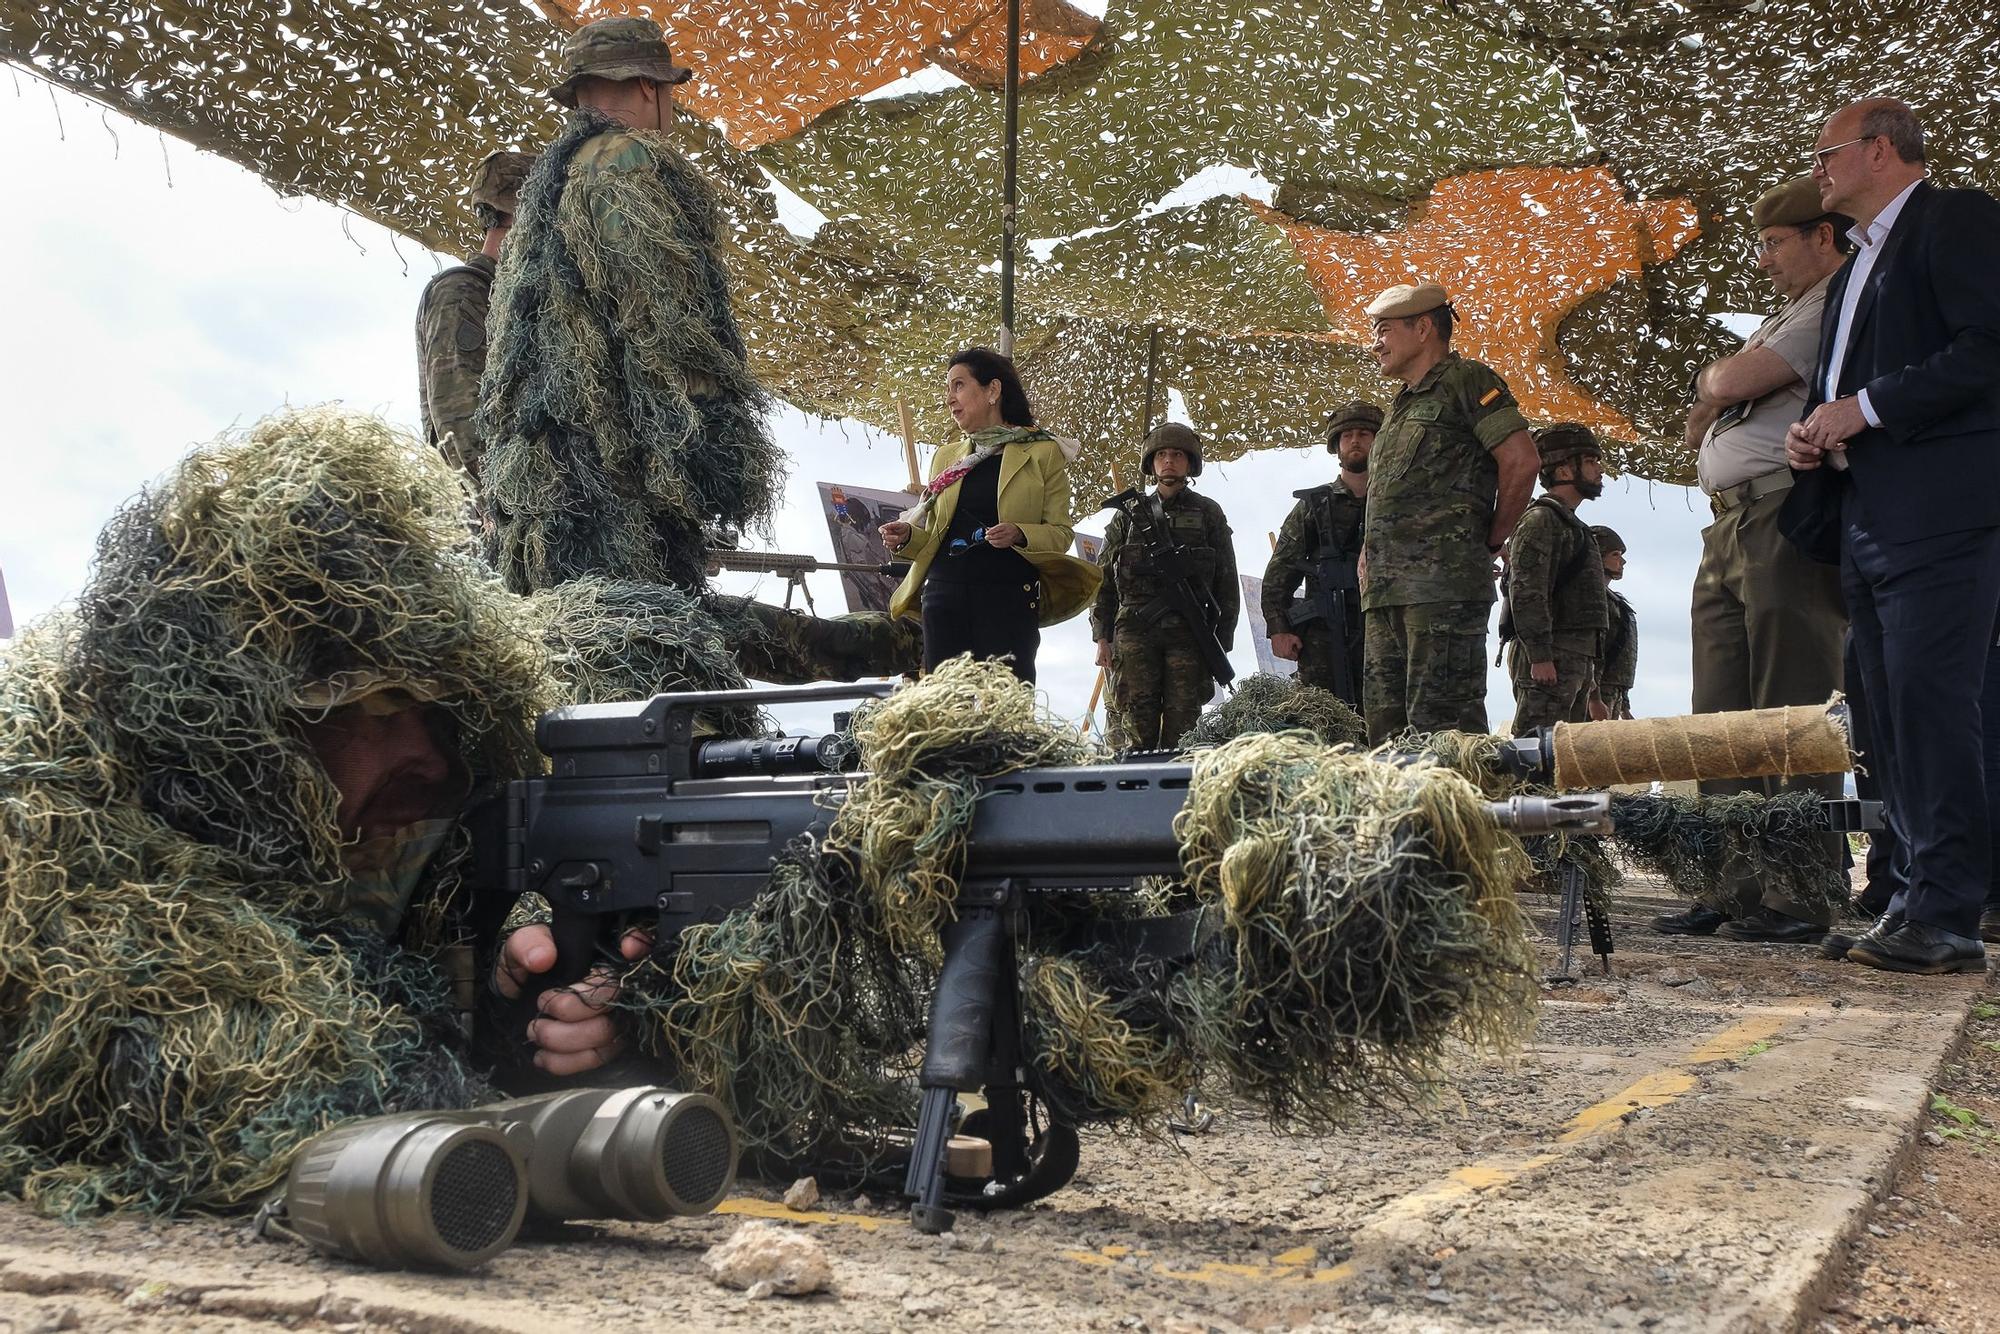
xmin=706 ymin=548 xmax=910 ymax=579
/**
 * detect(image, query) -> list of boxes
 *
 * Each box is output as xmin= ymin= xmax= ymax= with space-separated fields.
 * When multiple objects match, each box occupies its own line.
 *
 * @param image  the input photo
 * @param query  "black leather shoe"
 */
xmin=1651 ymin=905 xmax=1728 ymax=936
xmin=1717 ymin=907 xmax=1828 ymax=944
xmin=1982 ymin=905 xmax=2000 ymax=945
xmin=1846 ymin=921 xmax=1988 ymax=975
xmin=1823 ymin=912 xmax=1905 ymax=961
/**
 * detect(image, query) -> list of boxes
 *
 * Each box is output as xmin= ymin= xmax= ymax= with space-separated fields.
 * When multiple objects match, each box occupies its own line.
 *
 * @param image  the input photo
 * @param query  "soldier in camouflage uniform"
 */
xmin=1262 ymin=400 xmax=1378 ymax=710
xmin=1092 ymin=424 xmax=1239 ymax=749
xmin=415 ymin=150 xmax=536 ymax=484
xmin=1592 ymin=525 xmax=1638 ymax=720
xmin=1502 ymin=425 xmax=1610 ymax=734
xmin=1360 ymin=283 xmax=1541 ymax=742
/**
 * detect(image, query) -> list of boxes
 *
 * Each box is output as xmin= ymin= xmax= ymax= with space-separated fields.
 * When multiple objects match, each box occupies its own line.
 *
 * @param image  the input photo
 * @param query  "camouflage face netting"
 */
xmin=479 ymin=109 xmax=785 ymax=594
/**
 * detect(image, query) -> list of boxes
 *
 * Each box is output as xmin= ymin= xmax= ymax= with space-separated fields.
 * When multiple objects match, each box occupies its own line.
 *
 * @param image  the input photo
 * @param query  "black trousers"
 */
xmin=921 ymin=576 xmax=1041 ymax=684
xmin=1852 ymin=615 xmax=2000 ymax=915
xmin=1841 ymin=496 xmax=2000 ymax=936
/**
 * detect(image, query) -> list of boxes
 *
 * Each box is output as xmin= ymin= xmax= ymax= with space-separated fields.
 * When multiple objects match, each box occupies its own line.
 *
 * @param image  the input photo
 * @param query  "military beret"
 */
xmin=1324 ymin=400 xmax=1384 ymax=448
xmin=1752 ymin=175 xmax=1831 ymax=230
xmin=1590 ymin=525 xmax=1627 ymax=554
xmin=1534 ymin=422 xmax=1600 ymax=463
xmin=469 ymin=150 xmax=537 ymax=217
xmin=1364 ymin=282 xmax=1451 ymax=320
xmin=1141 ymin=422 xmax=1203 ymax=477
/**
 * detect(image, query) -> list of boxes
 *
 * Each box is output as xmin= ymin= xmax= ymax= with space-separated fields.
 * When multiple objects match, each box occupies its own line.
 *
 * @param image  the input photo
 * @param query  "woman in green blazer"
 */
xmin=879 ymin=348 xmax=1099 ymax=683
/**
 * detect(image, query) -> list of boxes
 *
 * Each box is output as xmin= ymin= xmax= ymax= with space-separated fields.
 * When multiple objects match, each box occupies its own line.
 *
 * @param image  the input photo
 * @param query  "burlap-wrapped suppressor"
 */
xmin=1551 ymin=701 xmax=1851 ymax=791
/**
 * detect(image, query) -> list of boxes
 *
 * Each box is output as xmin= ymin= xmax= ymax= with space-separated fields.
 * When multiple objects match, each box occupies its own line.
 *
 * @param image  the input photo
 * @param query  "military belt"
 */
xmin=1708 ymin=467 xmax=1793 ymax=516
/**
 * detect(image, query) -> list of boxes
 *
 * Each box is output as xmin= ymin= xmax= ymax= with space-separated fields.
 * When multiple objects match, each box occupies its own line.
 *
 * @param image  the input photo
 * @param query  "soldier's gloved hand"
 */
xmin=1270 ymin=633 xmax=1302 ymax=662
xmin=879 ymin=520 xmax=912 ymax=551
xmin=494 ymin=924 xmax=652 ymax=1077
xmin=984 ymin=523 xmax=1024 ymax=549
xmin=1095 ymin=639 xmax=1113 ymax=669
xmin=1530 ymin=659 xmax=1559 ymax=686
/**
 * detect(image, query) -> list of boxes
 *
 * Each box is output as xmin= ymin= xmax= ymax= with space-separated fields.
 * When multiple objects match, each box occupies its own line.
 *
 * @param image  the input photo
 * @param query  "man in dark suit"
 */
xmin=1788 ymin=98 xmax=2000 ymax=973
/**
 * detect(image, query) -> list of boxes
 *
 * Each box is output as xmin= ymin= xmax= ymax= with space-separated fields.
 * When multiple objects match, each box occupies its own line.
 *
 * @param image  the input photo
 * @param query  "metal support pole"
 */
xmin=997 ymin=0 xmax=1022 ymax=356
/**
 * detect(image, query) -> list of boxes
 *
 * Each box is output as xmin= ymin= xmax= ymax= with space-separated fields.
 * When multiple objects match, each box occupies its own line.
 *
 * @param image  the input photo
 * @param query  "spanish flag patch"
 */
xmin=1478 ymin=387 xmax=1503 ymax=407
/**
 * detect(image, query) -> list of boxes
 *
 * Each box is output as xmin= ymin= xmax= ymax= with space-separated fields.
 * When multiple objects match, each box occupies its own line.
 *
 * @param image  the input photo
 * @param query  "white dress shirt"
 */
xmin=1823 ymin=176 xmax=1925 ymax=426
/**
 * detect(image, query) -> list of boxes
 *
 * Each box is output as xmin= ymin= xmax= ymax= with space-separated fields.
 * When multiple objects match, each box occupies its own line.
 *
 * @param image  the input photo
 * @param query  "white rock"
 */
xmin=703 ymin=1222 xmax=834 ymax=1297
xmin=783 ymin=1176 xmax=821 ymax=1211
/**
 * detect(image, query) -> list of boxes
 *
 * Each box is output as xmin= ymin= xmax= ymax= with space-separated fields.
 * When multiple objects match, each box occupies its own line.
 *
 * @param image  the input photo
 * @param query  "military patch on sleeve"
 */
xmin=455 ymin=318 xmax=486 ymax=354
xmin=1479 ymin=387 xmax=1502 ymax=407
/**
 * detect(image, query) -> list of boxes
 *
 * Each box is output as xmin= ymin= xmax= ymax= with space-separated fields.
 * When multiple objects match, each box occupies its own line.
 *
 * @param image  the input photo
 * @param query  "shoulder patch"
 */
xmin=1479 ymin=387 xmax=1502 ymax=407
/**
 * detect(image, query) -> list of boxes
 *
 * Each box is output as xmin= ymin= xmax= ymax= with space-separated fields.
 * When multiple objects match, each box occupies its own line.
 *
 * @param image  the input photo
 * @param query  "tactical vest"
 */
xmin=1496 ymin=495 xmax=1596 ymax=650
xmin=1115 ymin=495 xmax=1219 ymax=622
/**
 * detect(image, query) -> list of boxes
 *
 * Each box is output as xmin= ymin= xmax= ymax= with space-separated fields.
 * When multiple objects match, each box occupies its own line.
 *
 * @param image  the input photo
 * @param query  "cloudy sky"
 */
xmin=0 ymin=77 xmax=1718 ymax=734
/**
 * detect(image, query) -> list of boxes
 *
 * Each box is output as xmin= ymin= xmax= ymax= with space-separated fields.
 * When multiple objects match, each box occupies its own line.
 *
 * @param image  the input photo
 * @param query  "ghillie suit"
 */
xmin=699 ymin=592 xmax=924 ymax=685
xmin=1178 ymin=672 xmax=1366 ymax=750
xmin=0 ymin=410 xmax=558 ymax=1218
xmin=480 ymin=109 xmax=784 ymax=595
xmin=617 ymin=658 xmax=1539 ymax=1171
xmin=1610 ymin=789 xmax=1851 ymax=919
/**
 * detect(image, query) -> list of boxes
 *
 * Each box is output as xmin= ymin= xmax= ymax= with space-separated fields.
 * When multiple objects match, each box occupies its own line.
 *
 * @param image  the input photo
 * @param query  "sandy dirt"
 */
xmin=0 ymin=878 xmax=1989 ymax=1334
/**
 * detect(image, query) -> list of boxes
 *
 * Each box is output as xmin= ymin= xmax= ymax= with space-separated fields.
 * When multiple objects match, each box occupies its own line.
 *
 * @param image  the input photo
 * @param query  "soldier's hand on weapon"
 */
xmin=1270 ymin=632 xmax=1302 ymax=662
xmin=880 ymin=520 xmax=912 ymax=552
xmin=494 ymin=923 xmax=653 ymax=1077
xmin=1531 ymin=659 xmax=1559 ymax=686
xmin=984 ymin=523 xmax=1024 ymax=549
xmin=1095 ymin=639 xmax=1113 ymax=668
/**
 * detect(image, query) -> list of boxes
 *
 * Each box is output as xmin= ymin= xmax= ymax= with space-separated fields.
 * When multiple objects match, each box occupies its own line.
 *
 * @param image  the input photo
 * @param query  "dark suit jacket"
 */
xmin=1809 ymin=180 xmax=2000 ymax=542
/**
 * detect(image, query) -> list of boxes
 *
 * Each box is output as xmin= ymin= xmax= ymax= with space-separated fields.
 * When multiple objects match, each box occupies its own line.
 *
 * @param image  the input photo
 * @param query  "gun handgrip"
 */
xmin=921 ymin=906 xmax=1005 ymax=1089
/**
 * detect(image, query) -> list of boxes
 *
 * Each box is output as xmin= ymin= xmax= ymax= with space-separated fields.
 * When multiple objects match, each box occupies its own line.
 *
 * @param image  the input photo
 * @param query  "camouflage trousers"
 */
xmin=1294 ymin=626 xmax=1363 ymax=710
xmin=1362 ymin=601 xmax=1491 ymax=743
xmin=1111 ymin=622 xmax=1217 ymax=749
xmin=1506 ymin=634 xmax=1600 ymax=736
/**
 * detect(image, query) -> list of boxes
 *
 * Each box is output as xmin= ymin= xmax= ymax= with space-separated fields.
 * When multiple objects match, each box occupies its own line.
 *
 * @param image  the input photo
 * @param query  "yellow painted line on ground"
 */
xmin=713 ymin=1012 xmax=1793 ymax=1293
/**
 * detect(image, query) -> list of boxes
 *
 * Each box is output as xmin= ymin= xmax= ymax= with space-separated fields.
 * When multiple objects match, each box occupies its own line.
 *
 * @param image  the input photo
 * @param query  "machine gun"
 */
xmin=1102 ymin=488 xmax=1237 ymax=688
xmin=705 ymin=548 xmax=910 ymax=614
xmin=1283 ymin=486 xmax=1361 ymax=707
xmin=466 ymin=684 xmax=1611 ymax=1235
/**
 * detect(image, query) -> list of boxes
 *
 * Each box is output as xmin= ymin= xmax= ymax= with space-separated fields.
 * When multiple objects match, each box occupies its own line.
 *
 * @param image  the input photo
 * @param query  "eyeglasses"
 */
xmin=1751 ymin=228 xmax=1808 ymax=260
xmin=1809 ymin=135 xmax=1877 ymax=174
xmin=945 ymin=526 xmax=989 ymax=555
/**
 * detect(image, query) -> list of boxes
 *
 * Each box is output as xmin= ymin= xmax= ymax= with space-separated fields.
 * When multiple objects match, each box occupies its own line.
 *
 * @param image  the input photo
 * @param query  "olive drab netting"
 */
xmin=1609 ymin=789 xmax=1853 ymax=918
xmin=8 ymin=2 xmax=1997 ymax=491
xmin=1178 ymin=672 xmax=1367 ymax=750
xmin=480 ymin=109 xmax=784 ymax=594
xmin=620 ymin=657 xmax=1545 ymax=1168
xmin=0 ymin=409 xmax=556 ymax=1218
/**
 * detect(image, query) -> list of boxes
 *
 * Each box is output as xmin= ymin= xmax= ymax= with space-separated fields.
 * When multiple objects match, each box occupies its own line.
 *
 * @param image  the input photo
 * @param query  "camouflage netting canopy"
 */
xmin=4 ymin=1 xmax=1998 ymax=491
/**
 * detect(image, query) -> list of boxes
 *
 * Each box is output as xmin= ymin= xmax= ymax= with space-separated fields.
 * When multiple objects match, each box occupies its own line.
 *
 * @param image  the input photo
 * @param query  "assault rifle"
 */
xmin=705 ymin=548 xmax=909 ymax=614
xmin=1102 ymin=488 xmax=1236 ymax=688
xmin=466 ymin=684 xmax=1610 ymax=1235
xmin=1284 ymin=487 xmax=1361 ymax=707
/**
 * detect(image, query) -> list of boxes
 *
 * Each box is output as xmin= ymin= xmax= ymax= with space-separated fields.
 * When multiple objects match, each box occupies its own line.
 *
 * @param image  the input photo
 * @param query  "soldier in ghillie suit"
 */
xmin=416 ymin=149 xmax=536 ymax=485
xmin=1361 ymin=283 xmax=1539 ymax=742
xmin=1091 ymin=424 xmax=1239 ymax=748
xmin=480 ymin=16 xmax=784 ymax=594
xmin=1502 ymin=424 xmax=1610 ymax=735
xmin=1263 ymin=400 xmax=1378 ymax=710
xmin=478 ymin=17 xmax=916 ymax=684
xmin=1592 ymin=524 xmax=1638 ymax=720
xmin=0 ymin=407 xmax=763 ymax=1218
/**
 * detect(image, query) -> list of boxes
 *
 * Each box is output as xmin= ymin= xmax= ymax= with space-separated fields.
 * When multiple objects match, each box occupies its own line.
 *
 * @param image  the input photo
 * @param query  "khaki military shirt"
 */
xmin=1362 ymin=353 xmax=1529 ymax=611
xmin=1505 ymin=496 xmax=1609 ymax=663
xmin=1090 ymin=486 xmax=1239 ymax=648
xmin=1262 ymin=477 xmax=1363 ymax=635
xmin=1696 ymin=275 xmax=1831 ymax=494
xmin=416 ymin=252 xmax=497 ymax=476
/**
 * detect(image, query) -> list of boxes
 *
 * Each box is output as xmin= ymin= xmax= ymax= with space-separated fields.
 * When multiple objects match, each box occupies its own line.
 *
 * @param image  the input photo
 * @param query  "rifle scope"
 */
xmin=691 ymin=731 xmax=857 ymax=779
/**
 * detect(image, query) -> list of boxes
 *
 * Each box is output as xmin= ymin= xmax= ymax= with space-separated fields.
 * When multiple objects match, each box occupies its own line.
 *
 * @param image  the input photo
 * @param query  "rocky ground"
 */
xmin=0 ymin=878 xmax=1990 ymax=1334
